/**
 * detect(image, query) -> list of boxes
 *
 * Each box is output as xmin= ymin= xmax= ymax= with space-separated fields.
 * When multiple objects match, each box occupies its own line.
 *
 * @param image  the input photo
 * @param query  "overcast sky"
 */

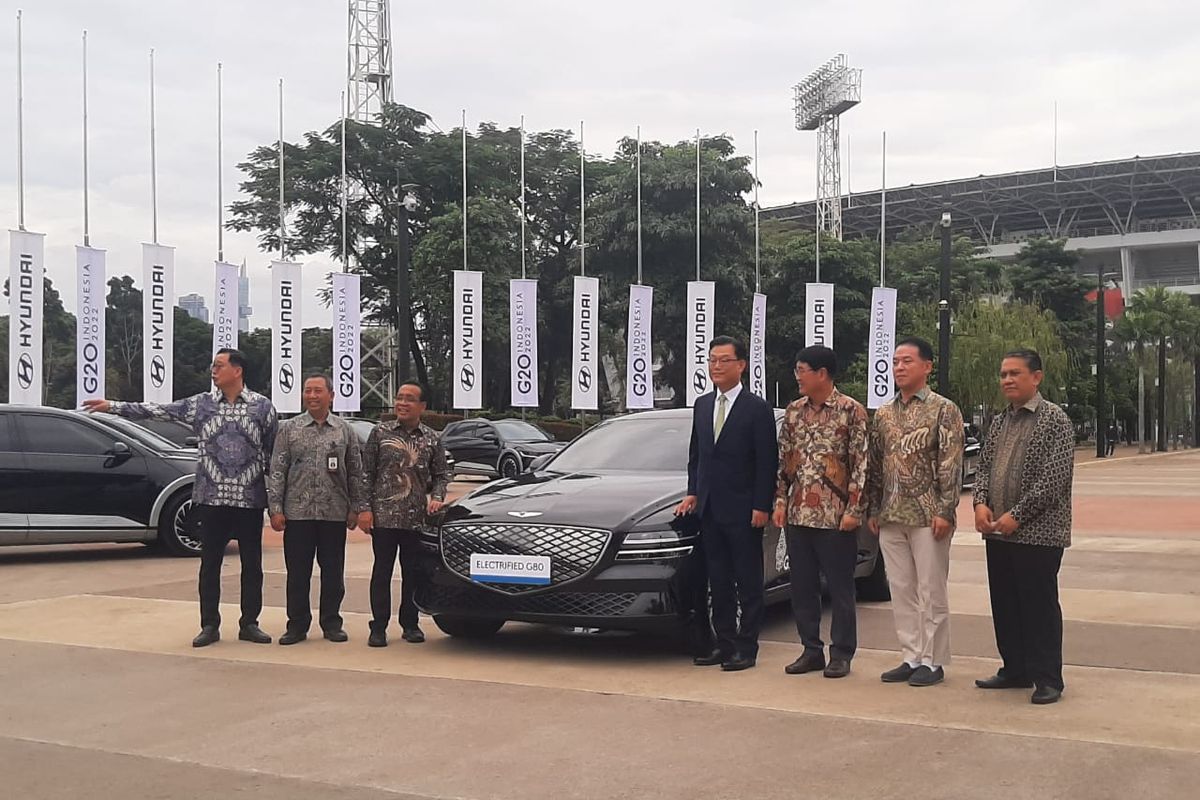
xmin=2 ymin=0 xmax=1198 ymax=329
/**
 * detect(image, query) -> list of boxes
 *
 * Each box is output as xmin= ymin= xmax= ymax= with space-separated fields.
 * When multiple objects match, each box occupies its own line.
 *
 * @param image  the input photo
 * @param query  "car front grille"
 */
xmin=423 ymin=583 xmax=641 ymax=617
xmin=441 ymin=522 xmax=612 ymax=595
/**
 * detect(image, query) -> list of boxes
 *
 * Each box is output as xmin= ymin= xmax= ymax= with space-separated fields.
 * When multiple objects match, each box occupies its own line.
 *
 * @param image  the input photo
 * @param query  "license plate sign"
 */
xmin=469 ymin=553 xmax=551 ymax=586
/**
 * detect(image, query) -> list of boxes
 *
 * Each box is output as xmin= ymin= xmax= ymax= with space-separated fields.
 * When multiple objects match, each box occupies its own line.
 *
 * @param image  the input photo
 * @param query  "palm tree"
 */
xmin=1119 ymin=288 xmax=1198 ymax=451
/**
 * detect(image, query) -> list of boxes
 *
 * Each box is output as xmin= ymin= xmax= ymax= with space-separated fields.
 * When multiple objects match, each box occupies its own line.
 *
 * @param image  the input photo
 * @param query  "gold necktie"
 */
xmin=715 ymin=394 xmax=727 ymax=440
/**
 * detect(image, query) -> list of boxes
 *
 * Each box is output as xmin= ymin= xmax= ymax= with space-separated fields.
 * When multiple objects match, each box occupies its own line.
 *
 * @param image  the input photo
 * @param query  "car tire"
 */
xmin=157 ymin=492 xmax=201 ymax=557
xmin=498 ymin=453 xmax=522 ymax=479
xmin=433 ymin=615 xmax=505 ymax=638
xmin=856 ymin=549 xmax=890 ymax=601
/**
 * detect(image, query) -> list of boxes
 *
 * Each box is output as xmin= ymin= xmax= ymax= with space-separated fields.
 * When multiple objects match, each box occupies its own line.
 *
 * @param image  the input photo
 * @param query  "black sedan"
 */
xmin=440 ymin=418 xmax=565 ymax=480
xmin=0 ymin=405 xmax=201 ymax=556
xmin=415 ymin=408 xmax=888 ymax=640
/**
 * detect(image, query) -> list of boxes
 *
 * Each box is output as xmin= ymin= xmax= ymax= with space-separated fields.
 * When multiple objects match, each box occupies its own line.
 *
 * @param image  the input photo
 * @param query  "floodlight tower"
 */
xmin=347 ymin=0 xmax=393 ymax=123
xmin=793 ymin=54 xmax=861 ymax=240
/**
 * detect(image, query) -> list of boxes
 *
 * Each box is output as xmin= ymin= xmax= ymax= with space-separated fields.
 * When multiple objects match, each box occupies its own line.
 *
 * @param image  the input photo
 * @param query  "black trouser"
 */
xmin=370 ymin=527 xmax=425 ymax=633
xmin=283 ymin=520 xmax=347 ymax=634
xmin=785 ymin=525 xmax=858 ymax=661
xmin=985 ymin=539 xmax=1065 ymax=691
xmin=701 ymin=510 xmax=765 ymax=659
xmin=194 ymin=504 xmax=265 ymax=630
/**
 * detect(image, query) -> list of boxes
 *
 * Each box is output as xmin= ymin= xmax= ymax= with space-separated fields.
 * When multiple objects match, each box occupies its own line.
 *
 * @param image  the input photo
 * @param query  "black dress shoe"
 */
xmin=367 ymin=631 xmax=388 ymax=648
xmin=908 ymin=665 xmax=944 ymax=687
xmin=881 ymin=663 xmax=917 ymax=683
xmin=238 ymin=624 xmax=272 ymax=644
xmin=1031 ymin=685 xmax=1063 ymax=705
xmin=823 ymin=658 xmax=851 ymax=678
xmin=720 ymin=654 xmax=756 ymax=672
xmin=323 ymin=629 xmax=349 ymax=643
xmin=401 ymin=627 xmax=425 ymax=644
xmin=192 ymin=627 xmax=220 ymax=648
xmin=975 ymin=673 xmax=1033 ymax=690
xmin=784 ymin=652 xmax=826 ymax=675
xmin=693 ymin=649 xmax=726 ymax=667
xmin=278 ymin=630 xmax=307 ymax=646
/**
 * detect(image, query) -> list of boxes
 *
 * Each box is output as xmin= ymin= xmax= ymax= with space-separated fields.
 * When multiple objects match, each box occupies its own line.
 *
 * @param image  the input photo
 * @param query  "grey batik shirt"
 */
xmin=268 ymin=412 xmax=367 ymax=522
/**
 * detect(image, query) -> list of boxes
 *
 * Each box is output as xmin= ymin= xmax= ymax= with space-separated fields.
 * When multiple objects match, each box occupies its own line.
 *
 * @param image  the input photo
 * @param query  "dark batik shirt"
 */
xmin=363 ymin=420 xmax=450 ymax=530
xmin=268 ymin=412 xmax=367 ymax=522
xmin=113 ymin=387 xmax=278 ymax=509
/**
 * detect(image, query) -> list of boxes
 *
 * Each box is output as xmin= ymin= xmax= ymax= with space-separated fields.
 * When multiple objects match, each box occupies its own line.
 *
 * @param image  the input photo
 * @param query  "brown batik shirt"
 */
xmin=775 ymin=388 xmax=870 ymax=530
xmin=363 ymin=420 xmax=450 ymax=531
xmin=866 ymin=388 xmax=965 ymax=528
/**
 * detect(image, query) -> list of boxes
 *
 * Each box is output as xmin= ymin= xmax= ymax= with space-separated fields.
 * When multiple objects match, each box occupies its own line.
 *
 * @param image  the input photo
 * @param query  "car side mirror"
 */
xmin=528 ymin=453 xmax=553 ymax=472
xmin=185 ymin=435 xmax=199 ymax=447
xmin=105 ymin=440 xmax=133 ymax=466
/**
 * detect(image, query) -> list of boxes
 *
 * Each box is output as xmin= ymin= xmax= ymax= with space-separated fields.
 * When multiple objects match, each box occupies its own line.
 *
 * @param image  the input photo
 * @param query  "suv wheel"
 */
xmin=498 ymin=453 xmax=521 ymax=479
xmin=855 ymin=549 xmax=890 ymax=601
xmin=157 ymin=493 xmax=201 ymax=557
xmin=433 ymin=615 xmax=505 ymax=638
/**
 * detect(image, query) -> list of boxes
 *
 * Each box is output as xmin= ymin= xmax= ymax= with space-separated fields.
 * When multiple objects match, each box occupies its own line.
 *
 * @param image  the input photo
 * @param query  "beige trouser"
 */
xmin=879 ymin=524 xmax=953 ymax=667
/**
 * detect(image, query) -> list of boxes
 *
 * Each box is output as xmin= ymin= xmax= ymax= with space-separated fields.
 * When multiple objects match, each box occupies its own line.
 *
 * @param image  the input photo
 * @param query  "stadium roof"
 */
xmin=760 ymin=152 xmax=1200 ymax=246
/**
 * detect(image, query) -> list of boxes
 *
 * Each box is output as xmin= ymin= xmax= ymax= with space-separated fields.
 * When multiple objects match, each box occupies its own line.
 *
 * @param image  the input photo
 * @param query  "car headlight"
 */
xmin=616 ymin=528 xmax=697 ymax=561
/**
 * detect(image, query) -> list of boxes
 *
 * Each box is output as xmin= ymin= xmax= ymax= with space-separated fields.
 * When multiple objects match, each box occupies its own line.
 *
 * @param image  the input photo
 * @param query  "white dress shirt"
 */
xmin=712 ymin=381 xmax=744 ymax=439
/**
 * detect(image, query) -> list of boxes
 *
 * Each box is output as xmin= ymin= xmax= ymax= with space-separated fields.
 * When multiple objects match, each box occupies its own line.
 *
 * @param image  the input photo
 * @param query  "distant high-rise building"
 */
xmin=179 ymin=293 xmax=210 ymax=324
xmin=238 ymin=261 xmax=252 ymax=332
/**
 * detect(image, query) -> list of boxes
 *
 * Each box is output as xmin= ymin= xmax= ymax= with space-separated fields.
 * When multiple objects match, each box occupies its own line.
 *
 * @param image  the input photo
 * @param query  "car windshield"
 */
xmin=87 ymin=414 xmax=182 ymax=451
xmin=546 ymin=417 xmax=690 ymax=472
xmin=492 ymin=419 xmax=552 ymax=442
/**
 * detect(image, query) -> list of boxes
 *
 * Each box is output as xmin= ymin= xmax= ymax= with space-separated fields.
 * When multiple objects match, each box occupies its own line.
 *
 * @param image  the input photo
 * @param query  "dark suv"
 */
xmin=440 ymin=418 xmax=564 ymax=479
xmin=0 ymin=405 xmax=201 ymax=556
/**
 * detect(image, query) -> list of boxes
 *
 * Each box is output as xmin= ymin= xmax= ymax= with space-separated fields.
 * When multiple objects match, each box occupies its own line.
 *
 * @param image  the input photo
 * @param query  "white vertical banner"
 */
xmin=452 ymin=270 xmax=483 ymax=410
xmin=805 ymin=282 xmax=834 ymax=349
xmin=141 ymin=243 xmax=175 ymax=403
xmin=571 ymin=276 xmax=599 ymax=410
xmin=212 ymin=261 xmax=239 ymax=357
xmin=76 ymin=245 xmax=106 ymax=406
xmin=8 ymin=230 xmax=45 ymax=405
xmin=626 ymin=284 xmax=654 ymax=410
xmin=332 ymin=271 xmax=361 ymax=412
xmin=510 ymin=278 xmax=539 ymax=408
xmin=270 ymin=260 xmax=302 ymax=413
xmin=749 ymin=292 xmax=767 ymax=401
xmin=685 ymin=280 xmax=715 ymax=407
xmin=867 ymin=287 xmax=898 ymax=410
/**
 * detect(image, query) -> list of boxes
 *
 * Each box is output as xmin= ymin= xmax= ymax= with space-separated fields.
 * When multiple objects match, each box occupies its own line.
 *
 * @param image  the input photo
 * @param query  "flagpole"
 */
xmin=461 ymin=109 xmax=467 ymax=272
xmin=340 ymin=90 xmax=347 ymax=271
xmin=636 ymin=126 xmax=642 ymax=285
xmin=82 ymin=29 xmax=90 ymax=246
xmin=814 ymin=139 xmax=821 ymax=284
xmin=149 ymin=49 xmax=158 ymax=244
xmin=753 ymin=129 xmax=760 ymax=293
xmin=216 ymin=63 xmax=223 ymax=261
xmin=579 ymin=120 xmax=585 ymax=277
xmin=695 ymin=128 xmax=701 ymax=281
xmin=278 ymin=78 xmax=285 ymax=261
xmin=519 ymin=115 xmax=526 ymax=280
xmin=16 ymin=10 xmax=25 ymax=231
xmin=880 ymin=131 xmax=887 ymax=287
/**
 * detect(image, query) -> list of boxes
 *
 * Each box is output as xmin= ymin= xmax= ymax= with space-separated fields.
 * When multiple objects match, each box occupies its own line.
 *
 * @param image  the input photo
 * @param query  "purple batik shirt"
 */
xmin=113 ymin=387 xmax=278 ymax=510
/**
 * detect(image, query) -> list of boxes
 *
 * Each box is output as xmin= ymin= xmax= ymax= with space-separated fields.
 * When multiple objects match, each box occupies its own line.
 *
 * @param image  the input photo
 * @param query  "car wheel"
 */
xmin=157 ymin=493 xmax=201 ymax=557
xmin=856 ymin=549 xmax=890 ymax=601
xmin=498 ymin=453 xmax=521 ymax=479
xmin=433 ymin=615 xmax=505 ymax=638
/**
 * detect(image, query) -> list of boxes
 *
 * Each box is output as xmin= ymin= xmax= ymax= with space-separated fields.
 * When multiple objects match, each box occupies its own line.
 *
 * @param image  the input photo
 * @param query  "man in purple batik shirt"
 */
xmin=84 ymin=348 xmax=278 ymax=648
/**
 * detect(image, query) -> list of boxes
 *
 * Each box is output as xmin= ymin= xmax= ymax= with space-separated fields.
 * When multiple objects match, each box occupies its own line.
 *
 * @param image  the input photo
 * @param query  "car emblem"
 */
xmin=506 ymin=511 xmax=543 ymax=518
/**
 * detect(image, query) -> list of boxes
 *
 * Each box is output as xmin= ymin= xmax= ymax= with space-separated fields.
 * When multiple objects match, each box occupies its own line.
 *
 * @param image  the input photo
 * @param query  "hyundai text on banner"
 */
xmin=805 ymin=282 xmax=834 ymax=349
xmin=452 ymin=270 xmax=483 ymax=410
xmin=749 ymin=292 xmax=767 ymax=400
xmin=8 ymin=230 xmax=45 ymax=405
xmin=626 ymin=284 xmax=654 ymax=410
xmin=510 ymin=278 xmax=539 ymax=408
xmin=571 ymin=276 xmax=599 ymax=410
xmin=332 ymin=271 xmax=361 ymax=412
xmin=213 ymin=261 xmax=239 ymax=358
xmin=271 ymin=260 xmax=303 ymax=413
xmin=867 ymin=286 xmax=898 ymax=410
xmin=685 ymin=280 xmax=715 ymax=407
xmin=142 ymin=243 xmax=175 ymax=403
xmin=76 ymin=245 xmax=106 ymax=406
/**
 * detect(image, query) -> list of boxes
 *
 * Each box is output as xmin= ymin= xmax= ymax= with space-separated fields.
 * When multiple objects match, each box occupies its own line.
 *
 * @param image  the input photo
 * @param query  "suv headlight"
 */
xmin=616 ymin=528 xmax=697 ymax=561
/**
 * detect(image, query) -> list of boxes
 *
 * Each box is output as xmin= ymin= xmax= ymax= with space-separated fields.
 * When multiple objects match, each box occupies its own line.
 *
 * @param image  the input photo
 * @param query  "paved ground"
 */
xmin=1 ymin=452 xmax=1198 ymax=799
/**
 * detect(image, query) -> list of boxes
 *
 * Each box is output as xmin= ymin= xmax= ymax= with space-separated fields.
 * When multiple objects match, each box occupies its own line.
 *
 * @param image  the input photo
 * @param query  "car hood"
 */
xmin=443 ymin=469 xmax=685 ymax=533
xmin=510 ymin=440 xmax=566 ymax=454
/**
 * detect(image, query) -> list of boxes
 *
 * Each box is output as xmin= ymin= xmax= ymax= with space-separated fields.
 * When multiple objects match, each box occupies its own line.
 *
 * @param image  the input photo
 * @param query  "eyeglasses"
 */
xmin=794 ymin=366 xmax=816 ymax=376
xmin=707 ymin=357 xmax=743 ymax=366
